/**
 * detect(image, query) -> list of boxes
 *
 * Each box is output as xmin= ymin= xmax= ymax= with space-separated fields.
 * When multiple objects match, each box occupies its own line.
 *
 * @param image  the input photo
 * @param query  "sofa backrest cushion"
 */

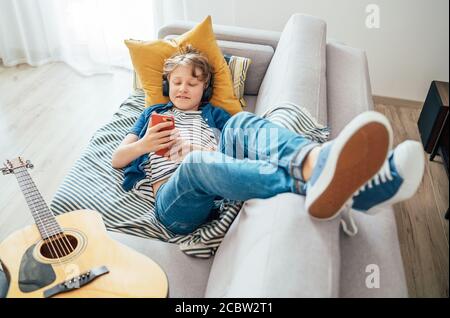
xmin=164 ymin=35 xmax=274 ymax=96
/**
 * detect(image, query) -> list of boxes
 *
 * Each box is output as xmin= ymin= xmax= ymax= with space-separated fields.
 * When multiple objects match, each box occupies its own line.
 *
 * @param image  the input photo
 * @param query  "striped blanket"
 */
xmin=50 ymin=91 xmax=329 ymax=258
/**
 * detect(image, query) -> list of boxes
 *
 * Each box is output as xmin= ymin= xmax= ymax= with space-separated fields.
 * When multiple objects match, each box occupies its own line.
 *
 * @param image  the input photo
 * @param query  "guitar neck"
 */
xmin=13 ymin=166 xmax=62 ymax=239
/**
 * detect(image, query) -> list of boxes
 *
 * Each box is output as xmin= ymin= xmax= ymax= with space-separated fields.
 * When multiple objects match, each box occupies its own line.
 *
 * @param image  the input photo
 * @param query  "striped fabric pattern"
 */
xmin=144 ymin=108 xmax=218 ymax=185
xmin=50 ymin=91 xmax=328 ymax=258
xmin=225 ymin=55 xmax=252 ymax=108
xmin=261 ymin=101 xmax=330 ymax=143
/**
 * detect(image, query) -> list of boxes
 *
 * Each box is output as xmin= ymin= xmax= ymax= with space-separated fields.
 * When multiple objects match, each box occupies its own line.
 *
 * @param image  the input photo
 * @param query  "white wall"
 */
xmin=177 ymin=0 xmax=449 ymax=102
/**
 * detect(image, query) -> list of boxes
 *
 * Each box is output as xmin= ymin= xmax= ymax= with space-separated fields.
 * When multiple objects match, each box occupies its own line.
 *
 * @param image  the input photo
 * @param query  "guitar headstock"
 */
xmin=1 ymin=157 xmax=34 ymax=175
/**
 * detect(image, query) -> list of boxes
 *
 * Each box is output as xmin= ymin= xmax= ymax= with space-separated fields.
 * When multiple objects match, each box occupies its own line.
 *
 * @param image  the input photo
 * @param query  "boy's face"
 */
xmin=168 ymin=65 xmax=207 ymax=111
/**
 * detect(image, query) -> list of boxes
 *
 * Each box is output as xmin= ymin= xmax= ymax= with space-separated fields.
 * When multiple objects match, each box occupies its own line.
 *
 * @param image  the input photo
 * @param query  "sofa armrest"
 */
xmin=157 ymin=20 xmax=281 ymax=50
xmin=339 ymin=207 xmax=408 ymax=297
xmin=326 ymin=42 xmax=375 ymax=138
xmin=205 ymin=193 xmax=341 ymax=297
xmin=254 ymin=14 xmax=328 ymax=125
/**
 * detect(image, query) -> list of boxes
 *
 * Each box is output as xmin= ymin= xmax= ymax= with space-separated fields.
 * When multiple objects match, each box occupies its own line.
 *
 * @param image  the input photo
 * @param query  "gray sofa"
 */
xmin=110 ymin=13 xmax=408 ymax=298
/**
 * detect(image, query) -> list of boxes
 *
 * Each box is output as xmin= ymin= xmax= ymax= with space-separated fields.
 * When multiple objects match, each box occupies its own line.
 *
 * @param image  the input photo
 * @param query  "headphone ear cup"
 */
xmin=201 ymin=87 xmax=212 ymax=102
xmin=162 ymin=78 xmax=169 ymax=97
xmin=201 ymin=77 xmax=214 ymax=102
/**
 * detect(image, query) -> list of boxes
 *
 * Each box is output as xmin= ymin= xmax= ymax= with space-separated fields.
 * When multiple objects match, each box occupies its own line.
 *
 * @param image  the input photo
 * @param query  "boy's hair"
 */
xmin=163 ymin=45 xmax=214 ymax=85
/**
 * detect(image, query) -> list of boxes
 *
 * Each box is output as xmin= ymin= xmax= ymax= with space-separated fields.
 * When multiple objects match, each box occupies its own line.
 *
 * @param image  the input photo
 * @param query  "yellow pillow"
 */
xmin=125 ymin=16 xmax=242 ymax=115
xmin=133 ymin=53 xmax=252 ymax=108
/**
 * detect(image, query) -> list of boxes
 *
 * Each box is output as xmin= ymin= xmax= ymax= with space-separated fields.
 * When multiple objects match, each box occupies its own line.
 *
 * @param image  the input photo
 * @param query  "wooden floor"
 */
xmin=0 ymin=62 xmax=448 ymax=297
xmin=0 ymin=62 xmax=132 ymax=242
xmin=375 ymin=103 xmax=449 ymax=298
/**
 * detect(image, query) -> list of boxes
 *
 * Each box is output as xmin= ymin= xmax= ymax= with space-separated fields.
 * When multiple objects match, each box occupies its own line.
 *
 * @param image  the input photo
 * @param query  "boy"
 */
xmin=113 ymin=45 xmax=424 ymax=235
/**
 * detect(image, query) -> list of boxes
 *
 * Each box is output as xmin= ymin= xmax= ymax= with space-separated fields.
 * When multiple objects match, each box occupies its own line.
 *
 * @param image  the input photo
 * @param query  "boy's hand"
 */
xmin=163 ymin=139 xmax=216 ymax=163
xmin=138 ymin=121 xmax=179 ymax=154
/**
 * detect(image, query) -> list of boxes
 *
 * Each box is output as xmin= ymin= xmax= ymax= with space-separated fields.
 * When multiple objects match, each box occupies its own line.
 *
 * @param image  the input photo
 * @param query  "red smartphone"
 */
xmin=151 ymin=113 xmax=175 ymax=156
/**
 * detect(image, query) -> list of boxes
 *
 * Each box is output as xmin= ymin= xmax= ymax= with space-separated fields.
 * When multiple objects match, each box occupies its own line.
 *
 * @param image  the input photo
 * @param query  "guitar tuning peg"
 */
xmin=1 ymin=167 xmax=12 ymax=175
xmin=26 ymin=160 xmax=34 ymax=169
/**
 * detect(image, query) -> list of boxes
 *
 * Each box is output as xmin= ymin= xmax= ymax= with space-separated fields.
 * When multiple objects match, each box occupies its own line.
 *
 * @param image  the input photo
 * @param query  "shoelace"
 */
xmin=340 ymin=155 xmax=395 ymax=237
xmin=340 ymin=209 xmax=358 ymax=236
xmin=354 ymin=157 xmax=394 ymax=196
xmin=339 ymin=201 xmax=358 ymax=236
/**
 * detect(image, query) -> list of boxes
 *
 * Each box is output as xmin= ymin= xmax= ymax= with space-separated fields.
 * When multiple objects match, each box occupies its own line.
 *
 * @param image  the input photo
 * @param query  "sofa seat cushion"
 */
xmin=163 ymin=35 xmax=275 ymax=96
xmin=217 ymin=40 xmax=274 ymax=96
xmin=243 ymin=95 xmax=257 ymax=114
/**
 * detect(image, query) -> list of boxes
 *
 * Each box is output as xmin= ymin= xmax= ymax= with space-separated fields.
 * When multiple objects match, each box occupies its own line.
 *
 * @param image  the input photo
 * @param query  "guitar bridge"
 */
xmin=43 ymin=266 xmax=109 ymax=298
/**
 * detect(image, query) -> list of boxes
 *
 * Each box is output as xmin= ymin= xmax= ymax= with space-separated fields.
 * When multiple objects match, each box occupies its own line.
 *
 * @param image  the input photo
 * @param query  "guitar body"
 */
xmin=0 ymin=210 xmax=169 ymax=298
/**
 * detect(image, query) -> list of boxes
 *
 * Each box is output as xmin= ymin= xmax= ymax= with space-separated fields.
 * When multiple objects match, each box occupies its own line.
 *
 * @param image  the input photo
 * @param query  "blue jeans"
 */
xmin=155 ymin=112 xmax=318 ymax=235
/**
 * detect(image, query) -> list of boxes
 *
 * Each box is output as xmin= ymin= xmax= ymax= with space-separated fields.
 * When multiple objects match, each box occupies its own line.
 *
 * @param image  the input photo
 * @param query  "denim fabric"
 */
xmin=306 ymin=141 xmax=333 ymax=192
xmin=155 ymin=111 xmax=318 ymax=235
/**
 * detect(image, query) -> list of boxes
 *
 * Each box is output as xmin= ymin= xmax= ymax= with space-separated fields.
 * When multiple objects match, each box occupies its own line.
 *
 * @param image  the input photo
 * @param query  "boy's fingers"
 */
xmin=168 ymin=129 xmax=180 ymax=138
xmin=163 ymin=143 xmax=182 ymax=159
xmin=155 ymin=129 xmax=179 ymax=139
xmin=149 ymin=121 xmax=175 ymax=132
xmin=156 ymin=136 xmax=175 ymax=144
xmin=170 ymin=128 xmax=180 ymax=137
xmin=158 ymin=138 xmax=178 ymax=147
xmin=155 ymin=141 xmax=176 ymax=153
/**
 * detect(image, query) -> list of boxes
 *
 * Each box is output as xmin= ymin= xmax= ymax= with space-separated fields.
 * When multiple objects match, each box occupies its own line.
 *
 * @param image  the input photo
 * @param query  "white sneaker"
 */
xmin=351 ymin=140 xmax=425 ymax=214
xmin=305 ymin=111 xmax=393 ymax=220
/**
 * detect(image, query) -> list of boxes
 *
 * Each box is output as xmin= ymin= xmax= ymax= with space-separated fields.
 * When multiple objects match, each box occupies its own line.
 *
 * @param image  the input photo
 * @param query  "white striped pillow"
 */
xmin=224 ymin=54 xmax=252 ymax=108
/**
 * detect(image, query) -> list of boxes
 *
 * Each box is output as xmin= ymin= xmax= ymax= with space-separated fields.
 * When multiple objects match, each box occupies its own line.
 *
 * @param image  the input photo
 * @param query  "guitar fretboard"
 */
xmin=14 ymin=167 xmax=62 ymax=239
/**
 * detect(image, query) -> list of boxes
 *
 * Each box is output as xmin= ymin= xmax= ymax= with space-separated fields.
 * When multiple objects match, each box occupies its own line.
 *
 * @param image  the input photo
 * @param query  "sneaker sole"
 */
xmin=306 ymin=111 xmax=393 ymax=220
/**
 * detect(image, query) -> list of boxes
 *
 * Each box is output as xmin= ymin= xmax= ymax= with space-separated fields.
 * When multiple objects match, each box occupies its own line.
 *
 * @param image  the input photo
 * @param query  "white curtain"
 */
xmin=0 ymin=0 xmax=188 ymax=75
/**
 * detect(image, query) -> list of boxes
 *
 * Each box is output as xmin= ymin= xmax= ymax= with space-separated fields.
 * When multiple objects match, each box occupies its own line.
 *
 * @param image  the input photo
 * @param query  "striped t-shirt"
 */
xmin=145 ymin=108 xmax=218 ymax=185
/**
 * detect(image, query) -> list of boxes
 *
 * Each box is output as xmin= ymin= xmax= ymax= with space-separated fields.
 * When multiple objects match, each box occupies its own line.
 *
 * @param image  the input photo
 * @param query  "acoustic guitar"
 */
xmin=0 ymin=157 xmax=169 ymax=298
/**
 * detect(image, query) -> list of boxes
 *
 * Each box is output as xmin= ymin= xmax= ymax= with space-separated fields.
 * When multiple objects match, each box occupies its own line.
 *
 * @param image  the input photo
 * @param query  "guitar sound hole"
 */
xmin=40 ymin=234 xmax=79 ymax=259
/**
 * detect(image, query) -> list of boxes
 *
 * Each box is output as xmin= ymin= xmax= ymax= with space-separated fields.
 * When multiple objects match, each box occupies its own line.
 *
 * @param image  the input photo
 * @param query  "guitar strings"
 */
xmin=53 ymin=223 xmax=74 ymax=255
xmin=16 ymin=168 xmax=61 ymax=260
xmin=16 ymin=167 xmax=70 ymax=260
xmin=20 ymin=166 xmax=75 ymax=255
xmin=31 ymin=174 xmax=75 ymax=256
xmin=38 ymin=197 xmax=75 ymax=255
xmin=30 ymin=191 xmax=74 ymax=256
xmin=20 ymin=169 xmax=66 ymax=258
